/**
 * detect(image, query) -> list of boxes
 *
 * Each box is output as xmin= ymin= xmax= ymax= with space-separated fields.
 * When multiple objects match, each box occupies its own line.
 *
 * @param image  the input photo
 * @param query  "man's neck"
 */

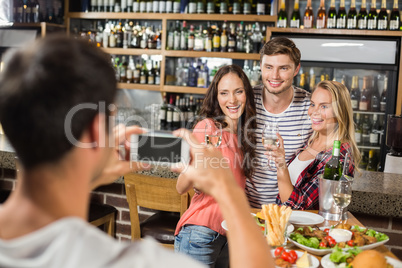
xmin=262 ymin=86 xmax=294 ymax=114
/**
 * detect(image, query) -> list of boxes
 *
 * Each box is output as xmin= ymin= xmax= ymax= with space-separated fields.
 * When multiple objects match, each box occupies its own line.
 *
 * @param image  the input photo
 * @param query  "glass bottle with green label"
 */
xmin=277 ymin=0 xmax=287 ymax=28
xmin=323 ymin=140 xmax=342 ymax=181
xmin=367 ymin=0 xmax=378 ymax=29
xmin=377 ymin=0 xmax=388 ymax=30
xmin=357 ymin=0 xmax=368 ymax=29
xmin=347 ymin=0 xmax=358 ymax=29
xmin=290 ymin=0 xmax=300 ymax=28
xmin=337 ymin=0 xmax=347 ymax=28
xmin=327 ymin=0 xmax=337 ymax=29
xmin=389 ymin=0 xmax=400 ymax=30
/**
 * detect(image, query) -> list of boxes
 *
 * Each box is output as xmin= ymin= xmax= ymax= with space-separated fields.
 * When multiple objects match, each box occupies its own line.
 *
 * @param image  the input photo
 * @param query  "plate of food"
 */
xmin=271 ymin=248 xmax=320 ymax=268
xmin=289 ymin=211 xmax=325 ymax=225
xmin=321 ymin=247 xmax=402 ymax=268
xmin=288 ymin=225 xmax=389 ymax=256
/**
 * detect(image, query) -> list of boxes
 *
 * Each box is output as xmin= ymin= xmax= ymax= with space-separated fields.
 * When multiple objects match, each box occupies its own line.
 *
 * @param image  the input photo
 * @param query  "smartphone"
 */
xmin=130 ymin=130 xmax=190 ymax=166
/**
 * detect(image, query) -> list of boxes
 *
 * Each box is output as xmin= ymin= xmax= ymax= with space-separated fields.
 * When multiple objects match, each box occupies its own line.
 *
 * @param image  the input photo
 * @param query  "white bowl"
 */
xmin=329 ymin=229 xmax=353 ymax=243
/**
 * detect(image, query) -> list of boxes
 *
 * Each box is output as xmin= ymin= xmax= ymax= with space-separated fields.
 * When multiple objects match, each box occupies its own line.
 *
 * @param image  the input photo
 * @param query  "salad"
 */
xmin=329 ymin=246 xmax=362 ymax=267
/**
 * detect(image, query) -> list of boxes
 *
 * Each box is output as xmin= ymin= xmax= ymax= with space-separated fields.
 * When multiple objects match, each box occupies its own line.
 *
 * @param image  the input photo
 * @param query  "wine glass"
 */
xmin=204 ymin=121 xmax=223 ymax=148
xmin=262 ymin=122 xmax=279 ymax=169
xmin=333 ymin=180 xmax=352 ymax=224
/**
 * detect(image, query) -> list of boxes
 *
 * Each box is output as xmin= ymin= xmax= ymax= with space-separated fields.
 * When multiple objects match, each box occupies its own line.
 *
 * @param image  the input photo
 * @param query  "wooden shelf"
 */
xmin=163 ymin=85 xmax=208 ymax=94
xmin=67 ymin=12 xmax=276 ymax=22
xmin=103 ymin=47 xmax=162 ymax=55
xmin=117 ymin=83 xmax=161 ymax=91
xmin=353 ymin=111 xmax=386 ymax=115
xmin=164 ymin=50 xmax=260 ymax=60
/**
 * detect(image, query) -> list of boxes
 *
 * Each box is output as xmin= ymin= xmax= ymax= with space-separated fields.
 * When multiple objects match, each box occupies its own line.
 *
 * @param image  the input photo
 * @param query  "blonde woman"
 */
xmin=267 ymin=80 xmax=360 ymax=210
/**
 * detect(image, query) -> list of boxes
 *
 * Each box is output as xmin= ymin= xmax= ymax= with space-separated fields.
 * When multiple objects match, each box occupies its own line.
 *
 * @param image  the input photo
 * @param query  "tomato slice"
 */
xmin=288 ymin=250 xmax=298 ymax=264
xmin=281 ymin=251 xmax=292 ymax=263
xmin=274 ymin=247 xmax=284 ymax=258
xmin=347 ymin=239 xmax=354 ymax=247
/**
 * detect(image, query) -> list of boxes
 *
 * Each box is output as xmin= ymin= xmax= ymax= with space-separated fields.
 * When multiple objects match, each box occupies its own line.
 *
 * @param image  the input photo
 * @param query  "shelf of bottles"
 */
xmin=275 ymin=0 xmax=401 ymax=31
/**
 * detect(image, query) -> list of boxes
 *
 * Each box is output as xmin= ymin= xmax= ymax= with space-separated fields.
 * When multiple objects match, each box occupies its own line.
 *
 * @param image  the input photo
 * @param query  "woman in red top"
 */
xmin=174 ymin=65 xmax=256 ymax=267
xmin=267 ymin=81 xmax=360 ymax=210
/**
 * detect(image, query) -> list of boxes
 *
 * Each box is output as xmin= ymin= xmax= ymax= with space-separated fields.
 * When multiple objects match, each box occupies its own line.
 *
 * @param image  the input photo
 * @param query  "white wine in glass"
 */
xmin=262 ymin=122 xmax=279 ymax=169
xmin=205 ymin=121 xmax=223 ymax=148
xmin=333 ymin=180 xmax=352 ymax=223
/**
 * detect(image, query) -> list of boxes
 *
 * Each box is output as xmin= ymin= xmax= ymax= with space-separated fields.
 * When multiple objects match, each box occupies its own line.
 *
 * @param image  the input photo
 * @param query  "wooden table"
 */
xmin=250 ymin=209 xmax=399 ymax=264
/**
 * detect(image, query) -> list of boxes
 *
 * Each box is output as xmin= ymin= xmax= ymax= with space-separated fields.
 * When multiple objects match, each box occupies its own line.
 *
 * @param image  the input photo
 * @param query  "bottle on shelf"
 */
xmin=252 ymin=22 xmax=264 ymax=53
xmin=357 ymin=0 xmax=368 ymax=29
xmin=173 ymin=20 xmax=181 ymax=50
xmin=212 ymin=25 xmax=221 ymax=52
xmin=167 ymin=22 xmax=174 ymax=50
xmin=303 ymin=0 xmax=313 ymax=29
xmin=140 ymin=59 xmax=148 ymax=84
xmin=347 ymin=0 xmax=358 ymax=29
xmin=139 ymin=0 xmax=146 ymax=12
xmin=337 ymin=0 xmax=347 ymax=28
xmin=377 ymin=0 xmax=388 ymax=30
xmin=159 ymin=0 xmax=166 ymax=13
xmin=166 ymin=95 xmax=174 ymax=130
xmin=354 ymin=113 xmax=363 ymax=145
xmin=309 ymin=73 xmax=316 ymax=91
xmin=350 ymin=75 xmax=360 ymax=111
xmin=380 ymin=75 xmax=388 ymax=112
xmin=148 ymin=60 xmax=155 ymax=85
xmin=228 ymin=23 xmax=236 ymax=52
xmin=366 ymin=149 xmax=378 ymax=171
xmin=316 ymin=0 xmax=327 ymax=29
xmin=277 ymin=0 xmax=287 ymax=28
xmin=323 ymin=140 xmax=342 ymax=181
xmin=146 ymin=0 xmax=153 ymax=12
xmin=160 ymin=92 xmax=168 ymax=129
xmin=173 ymin=95 xmax=181 ymax=129
xmin=133 ymin=59 xmax=141 ymax=83
xmin=367 ymin=0 xmax=378 ymax=30
xmin=362 ymin=114 xmax=371 ymax=145
xmin=236 ymin=22 xmax=245 ymax=52
xmin=166 ymin=0 xmax=173 ymax=12
xmin=299 ymin=73 xmax=307 ymax=91
xmin=232 ymin=0 xmax=241 ymax=14
xmin=173 ymin=0 xmax=180 ymax=13
xmin=327 ymin=0 xmax=337 ymax=29
xmin=31 ymin=0 xmax=40 ymax=23
xmin=187 ymin=0 xmax=196 ymax=13
xmin=187 ymin=25 xmax=195 ymax=51
xmin=180 ymin=21 xmax=188 ymax=51
xmin=243 ymin=0 xmax=253 ymax=15
xmin=359 ymin=76 xmax=370 ymax=111
xmin=290 ymin=0 xmax=301 ymax=28
xmin=257 ymin=0 xmax=266 ymax=15
xmin=389 ymin=0 xmax=400 ymax=30
xmin=194 ymin=25 xmax=205 ymax=51
xmin=370 ymin=114 xmax=380 ymax=146
xmin=371 ymin=75 xmax=380 ymax=112
xmin=155 ymin=61 xmax=161 ymax=85
xmin=219 ymin=0 xmax=228 ymax=14
xmin=220 ymin=21 xmax=228 ymax=52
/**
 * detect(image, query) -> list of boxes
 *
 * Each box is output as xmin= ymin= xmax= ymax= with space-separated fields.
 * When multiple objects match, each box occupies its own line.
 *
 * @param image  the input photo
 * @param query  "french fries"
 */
xmin=261 ymin=204 xmax=292 ymax=247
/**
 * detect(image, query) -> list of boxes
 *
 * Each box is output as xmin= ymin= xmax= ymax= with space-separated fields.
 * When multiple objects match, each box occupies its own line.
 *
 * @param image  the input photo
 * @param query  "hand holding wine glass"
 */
xmin=205 ymin=121 xmax=223 ymax=148
xmin=333 ymin=180 xmax=352 ymax=224
xmin=262 ymin=122 xmax=279 ymax=169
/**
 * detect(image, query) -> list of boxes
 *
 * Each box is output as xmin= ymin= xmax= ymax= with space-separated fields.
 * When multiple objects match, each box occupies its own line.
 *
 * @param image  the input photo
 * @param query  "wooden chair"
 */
xmin=124 ymin=173 xmax=189 ymax=249
xmin=88 ymin=202 xmax=117 ymax=237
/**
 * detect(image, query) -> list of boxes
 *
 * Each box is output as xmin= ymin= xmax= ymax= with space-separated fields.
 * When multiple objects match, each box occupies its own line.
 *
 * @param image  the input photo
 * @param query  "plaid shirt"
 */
xmin=276 ymin=143 xmax=355 ymax=210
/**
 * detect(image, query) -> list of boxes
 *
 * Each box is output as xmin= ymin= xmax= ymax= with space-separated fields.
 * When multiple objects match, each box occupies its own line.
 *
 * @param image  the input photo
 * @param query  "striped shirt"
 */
xmin=246 ymin=85 xmax=312 ymax=208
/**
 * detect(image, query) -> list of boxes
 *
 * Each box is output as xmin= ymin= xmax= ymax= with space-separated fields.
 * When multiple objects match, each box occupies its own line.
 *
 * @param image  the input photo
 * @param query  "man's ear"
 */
xmin=88 ymin=113 xmax=107 ymax=149
xmin=294 ymin=63 xmax=301 ymax=77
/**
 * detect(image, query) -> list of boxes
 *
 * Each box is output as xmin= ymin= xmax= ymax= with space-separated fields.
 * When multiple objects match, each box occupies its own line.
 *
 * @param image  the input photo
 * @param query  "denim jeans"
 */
xmin=174 ymin=225 xmax=229 ymax=268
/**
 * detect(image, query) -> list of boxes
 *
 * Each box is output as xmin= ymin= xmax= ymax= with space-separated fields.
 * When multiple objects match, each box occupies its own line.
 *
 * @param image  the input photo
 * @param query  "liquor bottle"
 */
xmin=347 ymin=0 xmax=358 ymax=28
xmin=243 ymin=24 xmax=252 ymax=53
xmin=154 ymin=61 xmax=160 ymax=85
xmin=127 ymin=56 xmax=135 ymax=83
xmin=362 ymin=114 xmax=371 ymax=145
xmin=337 ymin=0 xmax=347 ymax=28
xmin=366 ymin=150 xmax=378 ymax=171
xmin=188 ymin=60 xmax=198 ymax=87
xmin=236 ymin=22 xmax=245 ymax=52
xmin=299 ymin=73 xmax=307 ymax=90
xmin=31 ymin=0 xmax=40 ymax=23
xmin=380 ymin=75 xmax=387 ymax=112
xmin=166 ymin=0 xmax=173 ymax=12
xmin=180 ymin=21 xmax=188 ymax=50
xmin=303 ymin=0 xmax=313 ymax=28
xmin=212 ymin=25 xmax=221 ymax=52
xmin=357 ymin=0 xmax=368 ymax=29
xmin=160 ymin=92 xmax=168 ymax=129
xmin=159 ymin=0 xmax=166 ymax=12
xmin=187 ymin=25 xmax=195 ymax=50
xmin=146 ymin=0 xmax=153 ymax=12
xmin=173 ymin=20 xmax=181 ymax=50
xmin=323 ymin=140 xmax=342 ymax=181
xmin=166 ymin=95 xmax=174 ymax=130
xmin=243 ymin=0 xmax=253 ymax=14
xmin=194 ymin=25 xmax=205 ymax=51
xmin=289 ymin=0 xmax=301 ymax=28
xmin=371 ymin=75 xmax=380 ymax=112
xmin=96 ymin=0 xmax=103 ymax=12
xmin=228 ymin=23 xmax=236 ymax=52
xmin=188 ymin=0 xmax=196 ymax=13
xmin=132 ymin=0 xmax=139 ymax=12
xmin=277 ymin=0 xmax=287 ymax=28
xmin=206 ymin=0 xmax=216 ymax=13
xmin=121 ymin=0 xmax=127 ymax=12
xmin=140 ymin=59 xmax=148 ymax=84
xmin=327 ymin=0 xmax=337 ymax=29
xmin=309 ymin=73 xmax=316 ymax=91
xmin=133 ymin=59 xmax=141 ymax=83
xmin=196 ymin=0 xmax=205 ymax=13
xmin=350 ymin=75 xmax=360 ymax=110
xmin=389 ymin=0 xmax=400 ymax=30
xmin=359 ymin=76 xmax=370 ymax=111
xmin=220 ymin=0 xmax=228 ymax=14
xmin=109 ymin=0 xmax=116 ymax=12
xmin=148 ymin=60 xmax=155 ymax=84
xmin=252 ymin=22 xmax=264 ymax=53
xmin=220 ymin=21 xmax=228 ymax=52
xmin=256 ymin=0 xmax=266 ymax=15
xmin=316 ymin=0 xmax=327 ymax=29
xmin=173 ymin=0 xmax=180 ymax=12
xmin=370 ymin=114 xmax=380 ymax=146
xmin=119 ymin=56 xmax=127 ymax=83
xmin=367 ymin=0 xmax=378 ymax=29
xmin=377 ymin=0 xmax=388 ymax=30
xmin=173 ymin=95 xmax=181 ymax=129
xmin=354 ymin=113 xmax=362 ymax=145
xmin=140 ymin=0 xmax=146 ymax=12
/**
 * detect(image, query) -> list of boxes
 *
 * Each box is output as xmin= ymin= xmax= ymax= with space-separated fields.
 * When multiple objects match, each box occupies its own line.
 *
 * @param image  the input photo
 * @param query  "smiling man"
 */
xmin=246 ymin=37 xmax=313 ymax=208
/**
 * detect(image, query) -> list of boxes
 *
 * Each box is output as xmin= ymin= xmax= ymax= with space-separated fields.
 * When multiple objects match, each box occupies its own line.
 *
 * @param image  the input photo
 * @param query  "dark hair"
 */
xmin=260 ymin=37 xmax=301 ymax=67
xmin=0 ymin=35 xmax=117 ymax=170
xmin=198 ymin=64 xmax=257 ymax=179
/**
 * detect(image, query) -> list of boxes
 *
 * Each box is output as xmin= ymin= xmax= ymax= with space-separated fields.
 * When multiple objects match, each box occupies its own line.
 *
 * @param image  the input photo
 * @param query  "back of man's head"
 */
xmin=260 ymin=37 xmax=301 ymax=67
xmin=0 ymin=35 xmax=117 ymax=170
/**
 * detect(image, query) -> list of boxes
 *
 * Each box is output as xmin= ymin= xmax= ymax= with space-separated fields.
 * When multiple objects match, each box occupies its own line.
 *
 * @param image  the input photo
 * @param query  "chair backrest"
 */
xmin=124 ymin=173 xmax=189 ymax=241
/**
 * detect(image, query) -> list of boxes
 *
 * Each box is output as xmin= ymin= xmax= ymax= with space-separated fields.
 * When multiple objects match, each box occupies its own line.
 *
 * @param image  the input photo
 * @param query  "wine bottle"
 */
xmin=188 ymin=0 xmax=196 ymax=13
xmin=337 ymin=0 xmax=347 ymax=28
xmin=277 ymin=0 xmax=287 ymax=28
xmin=173 ymin=0 xmax=180 ymax=13
xmin=380 ymin=75 xmax=387 ymax=112
xmin=256 ymin=0 xmax=266 ymax=15
xmin=377 ymin=0 xmax=388 ymax=30
xmin=154 ymin=61 xmax=160 ymax=85
xmin=327 ymin=0 xmax=337 ymax=29
xmin=227 ymin=23 xmax=236 ymax=52
xmin=357 ymin=0 xmax=368 ymax=29
xmin=219 ymin=0 xmax=228 ymax=14
xmin=290 ymin=0 xmax=301 ymax=28
xmin=140 ymin=59 xmax=148 ymax=84
xmin=359 ymin=76 xmax=369 ymax=111
xmin=370 ymin=75 xmax=380 ymax=112
xmin=196 ymin=0 xmax=205 ymax=13
xmin=206 ymin=0 xmax=216 ymax=14
xmin=354 ymin=113 xmax=362 ymax=145
xmin=166 ymin=95 xmax=174 ymax=130
xmin=389 ymin=0 xmax=400 ymax=30
xmin=370 ymin=114 xmax=380 ymax=146
xmin=347 ymin=0 xmax=358 ymax=29
xmin=159 ymin=0 xmax=166 ymax=13
xmin=232 ymin=0 xmax=241 ymax=14
xmin=243 ymin=0 xmax=253 ymax=14
xmin=159 ymin=92 xmax=168 ymax=129
xmin=350 ymin=75 xmax=360 ymax=110
xmin=173 ymin=95 xmax=181 ymax=130
xmin=362 ymin=114 xmax=371 ymax=145
xmin=367 ymin=0 xmax=378 ymax=30
xmin=323 ymin=140 xmax=342 ymax=181
xmin=316 ymin=0 xmax=327 ymax=29
xmin=220 ymin=20 xmax=228 ymax=52
xmin=366 ymin=149 xmax=378 ymax=171
xmin=303 ymin=0 xmax=313 ymax=28
xmin=165 ymin=0 xmax=173 ymax=12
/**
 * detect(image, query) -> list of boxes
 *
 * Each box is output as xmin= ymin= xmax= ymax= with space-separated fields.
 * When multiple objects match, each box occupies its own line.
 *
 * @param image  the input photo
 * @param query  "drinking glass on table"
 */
xmin=204 ymin=121 xmax=222 ymax=148
xmin=333 ymin=180 xmax=352 ymax=224
xmin=262 ymin=122 xmax=279 ymax=169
